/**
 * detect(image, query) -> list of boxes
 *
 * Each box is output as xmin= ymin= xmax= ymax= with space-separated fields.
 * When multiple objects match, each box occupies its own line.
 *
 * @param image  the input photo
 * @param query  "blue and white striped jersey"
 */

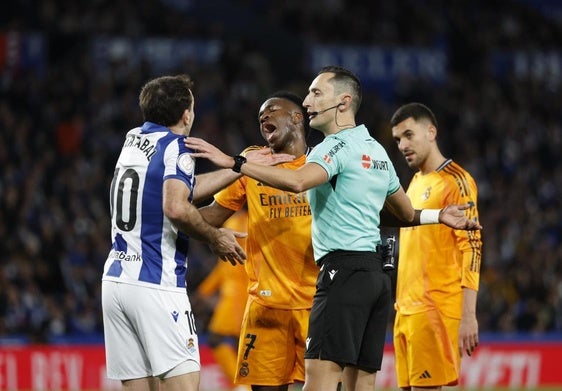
xmin=102 ymin=122 xmax=196 ymax=291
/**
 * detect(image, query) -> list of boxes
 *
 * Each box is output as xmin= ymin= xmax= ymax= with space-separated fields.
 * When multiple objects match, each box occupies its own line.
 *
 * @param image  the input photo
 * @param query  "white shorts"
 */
xmin=102 ymin=280 xmax=200 ymax=380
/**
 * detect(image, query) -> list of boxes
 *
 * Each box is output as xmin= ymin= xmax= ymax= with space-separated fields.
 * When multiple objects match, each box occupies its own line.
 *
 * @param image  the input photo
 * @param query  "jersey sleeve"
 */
xmin=163 ymin=137 xmax=196 ymax=191
xmin=214 ymin=176 xmax=247 ymax=211
xmin=386 ymin=156 xmax=401 ymax=196
xmin=306 ymin=136 xmax=346 ymax=179
xmin=443 ymin=166 xmax=482 ymax=291
xmin=214 ymin=146 xmax=270 ymax=210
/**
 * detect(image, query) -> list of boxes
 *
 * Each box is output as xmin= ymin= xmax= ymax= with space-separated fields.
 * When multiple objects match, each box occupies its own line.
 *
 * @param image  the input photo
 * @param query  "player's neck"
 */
xmin=274 ymin=135 xmax=308 ymax=158
xmin=274 ymin=145 xmax=307 ymax=160
xmin=419 ymin=151 xmax=447 ymax=175
xmin=169 ymin=124 xmax=188 ymax=136
xmin=325 ymin=120 xmax=356 ymax=136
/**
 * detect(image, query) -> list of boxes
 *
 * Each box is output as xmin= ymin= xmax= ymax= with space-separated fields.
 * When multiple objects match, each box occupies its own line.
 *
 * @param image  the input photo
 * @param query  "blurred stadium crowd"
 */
xmin=0 ymin=0 xmax=561 ymax=343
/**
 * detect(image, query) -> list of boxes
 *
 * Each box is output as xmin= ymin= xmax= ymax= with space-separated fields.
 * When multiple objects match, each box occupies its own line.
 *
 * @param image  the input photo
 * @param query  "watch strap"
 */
xmin=232 ymin=155 xmax=247 ymax=173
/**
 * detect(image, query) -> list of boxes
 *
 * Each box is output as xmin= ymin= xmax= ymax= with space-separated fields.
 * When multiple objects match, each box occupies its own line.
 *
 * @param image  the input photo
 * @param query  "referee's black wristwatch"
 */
xmin=232 ymin=155 xmax=247 ymax=173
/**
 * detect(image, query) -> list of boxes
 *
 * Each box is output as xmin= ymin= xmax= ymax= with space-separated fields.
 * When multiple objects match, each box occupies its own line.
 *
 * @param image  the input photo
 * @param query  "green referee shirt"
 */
xmin=306 ymin=125 xmax=401 ymax=261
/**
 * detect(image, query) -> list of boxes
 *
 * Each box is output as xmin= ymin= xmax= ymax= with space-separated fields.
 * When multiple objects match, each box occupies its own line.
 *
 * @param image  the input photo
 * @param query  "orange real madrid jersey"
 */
xmin=395 ymin=159 xmax=482 ymax=318
xmin=214 ymin=148 xmax=317 ymax=310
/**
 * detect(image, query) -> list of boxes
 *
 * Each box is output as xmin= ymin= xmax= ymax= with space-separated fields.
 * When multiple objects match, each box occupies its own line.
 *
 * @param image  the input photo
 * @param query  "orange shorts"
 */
xmin=394 ymin=309 xmax=461 ymax=388
xmin=235 ymin=299 xmax=309 ymax=386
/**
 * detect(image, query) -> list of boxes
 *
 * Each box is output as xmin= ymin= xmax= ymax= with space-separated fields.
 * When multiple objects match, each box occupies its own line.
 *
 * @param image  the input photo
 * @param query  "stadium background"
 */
xmin=0 ymin=0 xmax=561 ymax=389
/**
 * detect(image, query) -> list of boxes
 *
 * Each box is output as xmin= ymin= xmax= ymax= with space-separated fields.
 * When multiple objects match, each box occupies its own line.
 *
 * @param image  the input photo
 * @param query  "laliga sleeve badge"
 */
xmin=239 ymin=361 xmax=250 ymax=377
xmin=178 ymin=153 xmax=194 ymax=175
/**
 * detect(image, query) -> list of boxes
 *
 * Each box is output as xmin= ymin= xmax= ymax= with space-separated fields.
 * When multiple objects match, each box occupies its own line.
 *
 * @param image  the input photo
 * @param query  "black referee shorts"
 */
xmin=304 ymin=250 xmax=391 ymax=373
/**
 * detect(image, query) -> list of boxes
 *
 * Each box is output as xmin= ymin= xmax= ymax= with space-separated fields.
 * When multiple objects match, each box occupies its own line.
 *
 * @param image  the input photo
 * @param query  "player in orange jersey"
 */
xmin=390 ymin=102 xmax=482 ymax=390
xmin=197 ymin=91 xmax=317 ymax=391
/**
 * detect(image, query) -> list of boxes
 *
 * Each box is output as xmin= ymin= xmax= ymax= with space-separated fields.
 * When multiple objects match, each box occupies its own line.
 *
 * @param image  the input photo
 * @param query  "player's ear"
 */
xmin=338 ymin=95 xmax=351 ymax=110
xmin=427 ymin=124 xmax=437 ymax=140
xmin=183 ymin=109 xmax=191 ymax=125
xmin=291 ymin=111 xmax=303 ymax=125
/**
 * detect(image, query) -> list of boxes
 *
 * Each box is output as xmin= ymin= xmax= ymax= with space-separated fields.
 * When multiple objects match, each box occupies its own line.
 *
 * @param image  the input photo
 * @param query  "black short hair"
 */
xmin=318 ymin=66 xmax=362 ymax=112
xmin=389 ymin=102 xmax=438 ymax=128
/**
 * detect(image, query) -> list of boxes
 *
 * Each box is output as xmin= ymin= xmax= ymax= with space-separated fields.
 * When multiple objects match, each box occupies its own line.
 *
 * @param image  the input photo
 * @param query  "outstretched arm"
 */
xmin=193 ymin=169 xmax=241 ymax=204
xmin=190 ymin=141 xmax=295 ymax=202
xmin=185 ymin=137 xmax=324 ymax=193
xmin=383 ymin=188 xmax=481 ymax=230
xmin=238 ymin=160 xmax=327 ymax=193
